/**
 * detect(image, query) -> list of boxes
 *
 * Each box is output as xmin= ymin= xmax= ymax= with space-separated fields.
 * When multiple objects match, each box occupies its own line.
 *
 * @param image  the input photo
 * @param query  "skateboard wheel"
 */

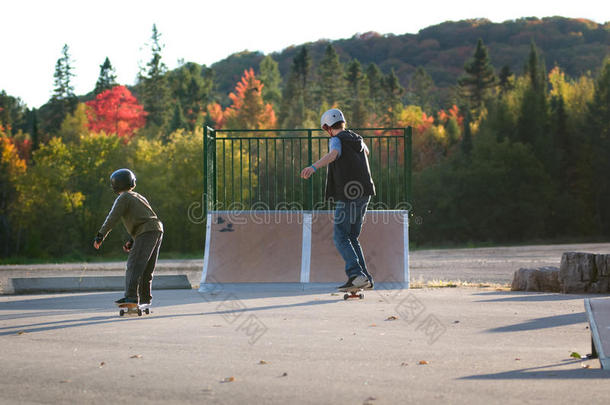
xmin=137 ymin=309 xmax=143 ymax=316
xmin=343 ymin=294 xmax=349 ymax=300
xmin=145 ymin=308 xmax=150 ymax=315
xmin=359 ymin=294 xmax=364 ymax=299
xmin=119 ymin=309 xmax=125 ymax=316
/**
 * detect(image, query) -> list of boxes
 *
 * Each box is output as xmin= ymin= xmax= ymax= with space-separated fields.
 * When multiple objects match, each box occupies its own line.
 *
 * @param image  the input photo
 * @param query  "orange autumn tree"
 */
xmin=85 ymin=85 xmax=147 ymax=141
xmin=207 ymin=68 xmax=276 ymax=130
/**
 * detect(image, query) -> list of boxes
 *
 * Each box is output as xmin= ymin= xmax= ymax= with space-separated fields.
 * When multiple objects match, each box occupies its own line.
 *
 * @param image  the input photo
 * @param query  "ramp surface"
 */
xmin=309 ymin=211 xmax=407 ymax=283
xmin=200 ymin=210 xmax=408 ymax=288
xmin=203 ymin=211 xmax=303 ymax=283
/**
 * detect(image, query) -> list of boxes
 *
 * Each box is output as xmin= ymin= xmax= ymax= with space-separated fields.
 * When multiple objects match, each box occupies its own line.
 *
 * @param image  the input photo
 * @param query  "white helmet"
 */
xmin=320 ymin=108 xmax=345 ymax=129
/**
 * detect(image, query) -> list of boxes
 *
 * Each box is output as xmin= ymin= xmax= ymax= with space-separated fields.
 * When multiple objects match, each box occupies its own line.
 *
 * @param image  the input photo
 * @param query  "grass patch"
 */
xmin=409 ymin=277 xmax=510 ymax=290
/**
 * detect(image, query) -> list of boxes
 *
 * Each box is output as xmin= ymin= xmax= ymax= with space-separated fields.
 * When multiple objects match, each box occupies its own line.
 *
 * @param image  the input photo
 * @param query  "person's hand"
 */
xmin=300 ymin=166 xmax=315 ymax=179
xmin=123 ymin=240 xmax=133 ymax=253
xmin=93 ymin=233 xmax=103 ymax=250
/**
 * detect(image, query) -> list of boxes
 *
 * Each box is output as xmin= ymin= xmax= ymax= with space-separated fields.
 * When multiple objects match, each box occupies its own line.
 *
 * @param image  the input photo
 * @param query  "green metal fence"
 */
xmin=203 ymin=127 xmax=412 ymax=214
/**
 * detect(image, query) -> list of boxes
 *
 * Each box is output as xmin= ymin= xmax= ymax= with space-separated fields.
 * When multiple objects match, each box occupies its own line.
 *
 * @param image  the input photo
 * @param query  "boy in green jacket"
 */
xmin=93 ymin=169 xmax=164 ymax=306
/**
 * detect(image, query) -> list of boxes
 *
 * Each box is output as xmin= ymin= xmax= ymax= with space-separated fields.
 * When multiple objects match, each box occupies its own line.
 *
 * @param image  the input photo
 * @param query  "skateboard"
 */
xmin=117 ymin=303 xmax=151 ymax=317
xmin=341 ymin=287 xmax=365 ymax=300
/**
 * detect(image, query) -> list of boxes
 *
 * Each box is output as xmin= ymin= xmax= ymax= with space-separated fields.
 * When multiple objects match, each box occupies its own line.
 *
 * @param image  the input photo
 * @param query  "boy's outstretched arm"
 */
xmin=93 ymin=195 xmax=127 ymax=249
xmin=300 ymin=149 xmax=339 ymax=179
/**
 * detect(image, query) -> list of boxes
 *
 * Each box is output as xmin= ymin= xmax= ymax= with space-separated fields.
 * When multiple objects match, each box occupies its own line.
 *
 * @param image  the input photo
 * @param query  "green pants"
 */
xmin=125 ymin=231 xmax=163 ymax=303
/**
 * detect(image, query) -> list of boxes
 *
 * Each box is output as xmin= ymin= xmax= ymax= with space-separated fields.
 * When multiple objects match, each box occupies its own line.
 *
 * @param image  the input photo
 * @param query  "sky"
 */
xmin=1 ymin=0 xmax=609 ymax=108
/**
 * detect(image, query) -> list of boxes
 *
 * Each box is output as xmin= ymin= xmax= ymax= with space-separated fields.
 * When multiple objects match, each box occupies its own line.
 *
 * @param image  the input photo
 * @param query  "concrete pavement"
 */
xmin=1 ymin=286 xmax=608 ymax=404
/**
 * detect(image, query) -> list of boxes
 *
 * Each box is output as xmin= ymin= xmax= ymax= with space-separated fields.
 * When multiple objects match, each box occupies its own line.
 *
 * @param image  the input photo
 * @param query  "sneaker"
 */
xmin=337 ymin=276 xmax=357 ymax=290
xmin=115 ymin=297 xmax=137 ymax=305
xmin=338 ymin=275 xmax=369 ymax=291
xmin=365 ymin=277 xmax=375 ymax=290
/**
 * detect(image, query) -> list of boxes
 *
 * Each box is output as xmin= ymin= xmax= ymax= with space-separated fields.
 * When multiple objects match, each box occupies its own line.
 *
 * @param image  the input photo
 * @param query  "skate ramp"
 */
xmin=309 ymin=211 xmax=407 ymax=283
xmin=200 ymin=210 xmax=408 ymax=289
xmin=202 ymin=211 xmax=303 ymax=283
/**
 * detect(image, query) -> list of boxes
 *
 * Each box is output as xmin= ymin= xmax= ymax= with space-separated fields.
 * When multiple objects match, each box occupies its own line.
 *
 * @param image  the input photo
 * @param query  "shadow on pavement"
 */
xmin=0 ymin=290 xmax=340 ymax=335
xmin=473 ymin=291 xmax=589 ymax=303
xmin=460 ymin=360 xmax=610 ymax=380
xmin=0 ymin=312 xmax=206 ymax=336
xmin=486 ymin=312 xmax=586 ymax=333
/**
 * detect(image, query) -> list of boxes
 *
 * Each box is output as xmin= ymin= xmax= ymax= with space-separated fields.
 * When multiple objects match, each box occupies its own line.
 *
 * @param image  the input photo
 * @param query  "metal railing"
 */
xmin=203 ymin=127 xmax=412 ymax=214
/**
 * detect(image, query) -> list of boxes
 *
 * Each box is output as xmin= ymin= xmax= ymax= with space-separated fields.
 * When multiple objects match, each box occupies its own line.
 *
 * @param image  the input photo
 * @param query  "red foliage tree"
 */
xmin=207 ymin=69 xmax=276 ymax=130
xmin=85 ymin=86 xmax=147 ymax=141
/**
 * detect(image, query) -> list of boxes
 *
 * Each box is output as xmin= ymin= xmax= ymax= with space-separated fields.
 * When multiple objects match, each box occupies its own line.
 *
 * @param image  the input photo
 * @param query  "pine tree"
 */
xmin=167 ymin=62 xmax=214 ymax=130
xmin=279 ymin=46 xmax=313 ymax=128
xmin=345 ymin=59 xmax=369 ymax=127
xmin=458 ymin=39 xmax=496 ymax=118
xmin=94 ymin=57 xmax=117 ymax=95
xmin=366 ymin=63 xmax=384 ymax=119
xmin=259 ymin=55 xmax=282 ymax=111
xmin=316 ymin=44 xmax=346 ymax=109
xmin=46 ymin=44 xmax=78 ymax=133
xmin=169 ymin=100 xmax=187 ymax=132
xmin=516 ymin=42 xmax=551 ymax=169
xmin=498 ymin=65 xmax=514 ymax=95
xmin=409 ymin=66 xmax=435 ymax=112
xmin=138 ymin=24 xmax=171 ymax=138
xmin=26 ymin=108 xmax=39 ymax=151
xmin=381 ymin=69 xmax=405 ymax=127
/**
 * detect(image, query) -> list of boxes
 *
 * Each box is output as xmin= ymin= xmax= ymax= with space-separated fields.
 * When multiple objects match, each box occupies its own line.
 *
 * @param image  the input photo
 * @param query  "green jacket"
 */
xmin=98 ymin=191 xmax=163 ymax=241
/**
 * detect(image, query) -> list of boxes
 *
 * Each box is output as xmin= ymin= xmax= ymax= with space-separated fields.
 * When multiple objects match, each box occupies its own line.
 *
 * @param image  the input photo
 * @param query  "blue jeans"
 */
xmin=333 ymin=196 xmax=372 ymax=279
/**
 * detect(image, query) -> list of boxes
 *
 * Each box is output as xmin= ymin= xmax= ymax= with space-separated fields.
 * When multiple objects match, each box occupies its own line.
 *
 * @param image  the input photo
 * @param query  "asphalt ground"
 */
xmin=1 ymin=286 xmax=609 ymax=404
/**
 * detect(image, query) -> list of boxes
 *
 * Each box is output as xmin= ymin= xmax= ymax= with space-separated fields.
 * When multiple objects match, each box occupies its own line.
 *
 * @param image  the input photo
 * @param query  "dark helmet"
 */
xmin=110 ymin=169 xmax=136 ymax=193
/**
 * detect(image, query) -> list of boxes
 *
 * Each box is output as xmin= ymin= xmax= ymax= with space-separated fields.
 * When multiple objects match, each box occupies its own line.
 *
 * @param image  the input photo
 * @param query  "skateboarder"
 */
xmin=93 ymin=168 xmax=164 ymax=306
xmin=300 ymin=109 xmax=376 ymax=291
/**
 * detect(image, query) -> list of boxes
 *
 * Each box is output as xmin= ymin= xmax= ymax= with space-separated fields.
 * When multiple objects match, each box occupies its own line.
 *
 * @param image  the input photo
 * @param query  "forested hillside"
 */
xmin=1 ymin=17 xmax=609 ymax=261
xmin=212 ymin=17 xmax=610 ymax=108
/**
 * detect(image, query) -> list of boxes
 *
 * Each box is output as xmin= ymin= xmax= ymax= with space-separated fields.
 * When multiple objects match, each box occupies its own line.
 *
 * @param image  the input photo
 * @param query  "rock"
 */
xmin=595 ymin=254 xmax=610 ymax=277
xmin=559 ymin=252 xmax=596 ymax=283
xmin=559 ymin=252 xmax=610 ymax=293
xmin=511 ymin=266 xmax=560 ymax=292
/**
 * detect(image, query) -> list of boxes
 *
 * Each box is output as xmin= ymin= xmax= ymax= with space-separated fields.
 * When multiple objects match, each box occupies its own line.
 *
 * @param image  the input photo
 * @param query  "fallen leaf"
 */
xmin=281 ymin=372 xmax=288 ymax=377
xmin=369 ymin=324 xmax=377 ymax=327
xmin=453 ymin=320 xmax=460 ymax=324
xmin=59 ymin=380 xmax=71 ymax=384
xmin=17 ymin=331 xmax=26 ymax=335
xmin=385 ymin=316 xmax=398 ymax=321
xmin=130 ymin=354 xmax=143 ymax=359
xmin=364 ymin=396 xmax=377 ymax=404
xmin=221 ymin=377 xmax=235 ymax=383
xmin=418 ymin=360 xmax=428 ymax=365
xmin=401 ymin=362 xmax=409 ymax=366
xmin=515 ymin=358 xmax=521 ymax=361
xmin=581 ymin=363 xmax=591 ymax=369
xmin=330 ymin=293 xmax=339 ymax=296
xmin=259 ymin=360 xmax=268 ymax=365
xmin=570 ymin=352 xmax=581 ymax=359
xmin=99 ymin=362 xmax=106 ymax=368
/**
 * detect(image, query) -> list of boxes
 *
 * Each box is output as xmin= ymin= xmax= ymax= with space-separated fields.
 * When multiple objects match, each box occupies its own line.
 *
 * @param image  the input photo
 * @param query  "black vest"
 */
xmin=325 ymin=130 xmax=376 ymax=201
